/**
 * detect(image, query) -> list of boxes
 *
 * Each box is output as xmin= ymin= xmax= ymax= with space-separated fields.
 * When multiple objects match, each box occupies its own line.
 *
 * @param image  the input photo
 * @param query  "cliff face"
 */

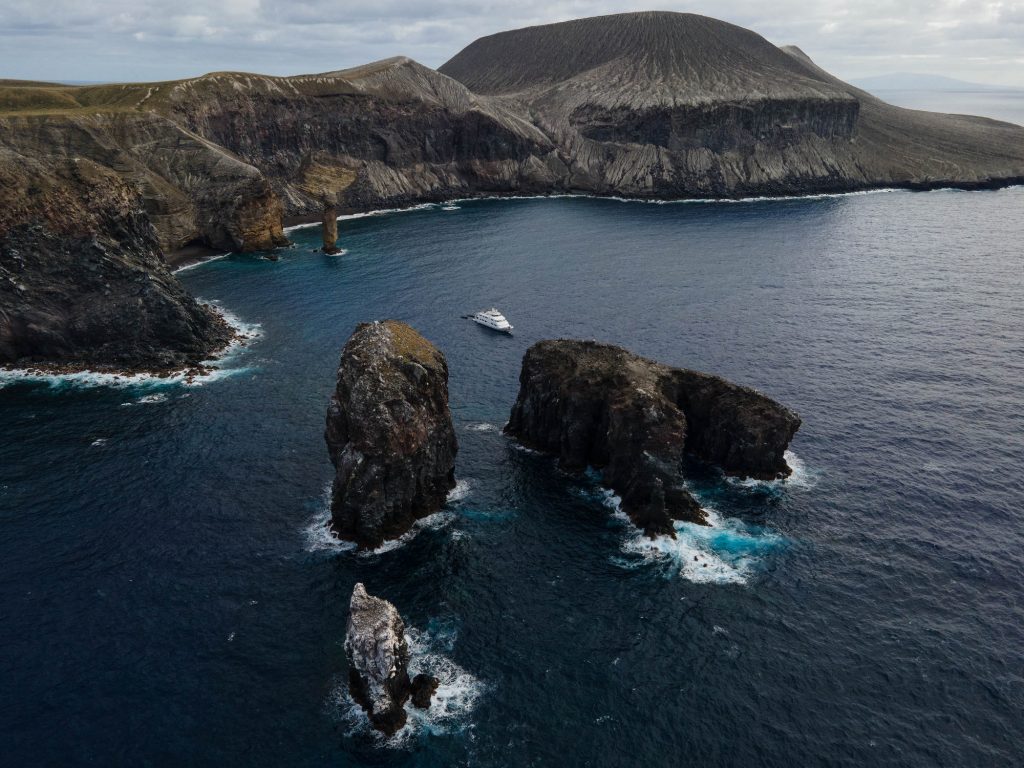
xmin=0 ymin=113 xmax=287 ymax=254
xmin=3 ymin=11 xmax=1024 ymax=370
xmin=151 ymin=58 xmax=560 ymax=217
xmin=0 ymin=112 xmax=288 ymax=369
xmin=0 ymin=140 xmax=233 ymax=369
xmin=325 ymin=321 xmax=458 ymax=549
xmin=440 ymin=12 xmax=1024 ymax=197
xmin=505 ymin=340 xmax=800 ymax=536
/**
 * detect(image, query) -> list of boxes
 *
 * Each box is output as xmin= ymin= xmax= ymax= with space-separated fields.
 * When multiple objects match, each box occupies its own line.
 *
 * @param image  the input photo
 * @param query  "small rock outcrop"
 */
xmin=322 ymin=207 xmax=340 ymax=254
xmin=325 ymin=321 xmax=457 ymax=549
xmin=410 ymin=673 xmax=440 ymax=709
xmin=505 ymin=340 xmax=801 ymax=536
xmin=344 ymin=583 xmax=411 ymax=734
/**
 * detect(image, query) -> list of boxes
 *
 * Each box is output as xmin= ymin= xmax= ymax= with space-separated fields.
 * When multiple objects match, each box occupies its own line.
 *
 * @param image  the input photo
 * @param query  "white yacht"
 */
xmin=469 ymin=308 xmax=513 ymax=334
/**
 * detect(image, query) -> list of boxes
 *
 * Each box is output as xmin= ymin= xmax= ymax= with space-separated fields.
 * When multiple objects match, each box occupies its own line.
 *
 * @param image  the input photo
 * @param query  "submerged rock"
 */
xmin=505 ymin=340 xmax=800 ymax=536
xmin=345 ymin=583 xmax=412 ymax=735
xmin=325 ymin=320 xmax=457 ymax=549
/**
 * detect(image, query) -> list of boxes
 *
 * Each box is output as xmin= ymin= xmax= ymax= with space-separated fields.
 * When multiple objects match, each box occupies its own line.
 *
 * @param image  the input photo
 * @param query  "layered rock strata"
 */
xmin=0 ymin=148 xmax=234 ymax=370
xmin=325 ymin=321 xmax=457 ymax=548
xmin=505 ymin=339 xmax=801 ymax=536
xmin=5 ymin=12 xmax=1024 ymax=369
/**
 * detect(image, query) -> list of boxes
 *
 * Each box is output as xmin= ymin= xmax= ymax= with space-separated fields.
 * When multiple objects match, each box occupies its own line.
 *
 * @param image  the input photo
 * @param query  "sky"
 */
xmin=1 ymin=1 xmax=1023 ymax=87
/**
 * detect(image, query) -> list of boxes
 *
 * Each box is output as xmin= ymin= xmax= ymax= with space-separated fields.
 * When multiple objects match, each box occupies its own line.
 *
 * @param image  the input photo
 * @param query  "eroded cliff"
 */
xmin=3 ymin=11 xmax=1023 ymax=370
xmin=325 ymin=321 xmax=458 ymax=549
xmin=505 ymin=340 xmax=801 ymax=536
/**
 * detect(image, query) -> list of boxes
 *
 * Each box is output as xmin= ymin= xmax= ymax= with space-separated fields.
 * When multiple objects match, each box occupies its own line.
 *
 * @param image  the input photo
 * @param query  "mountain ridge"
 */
xmin=3 ymin=11 xmax=1024 ymax=372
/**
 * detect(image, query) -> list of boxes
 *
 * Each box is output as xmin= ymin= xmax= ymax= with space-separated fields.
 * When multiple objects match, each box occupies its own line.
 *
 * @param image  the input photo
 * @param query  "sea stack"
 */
xmin=325 ymin=321 xmax=457 ymax=548
xmin=505 ymin=340 xmax=801 ymax=536
xmin=322 ymin=206 xmax=340 ymax=254
xmin=345 ymin=583 xmax=438 ymax=735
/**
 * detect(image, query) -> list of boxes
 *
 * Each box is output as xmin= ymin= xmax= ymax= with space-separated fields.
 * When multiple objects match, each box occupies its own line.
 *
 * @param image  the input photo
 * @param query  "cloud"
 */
xmin=0 ymin=0 xmax=1022 ymax=86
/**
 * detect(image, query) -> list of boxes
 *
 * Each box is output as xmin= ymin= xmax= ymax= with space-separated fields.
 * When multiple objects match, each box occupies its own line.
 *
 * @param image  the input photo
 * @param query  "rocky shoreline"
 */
xmin=5 ymin=12 xmax=1024 ymax=370
xmin=0 ymin=304 xmax=255 ymax=383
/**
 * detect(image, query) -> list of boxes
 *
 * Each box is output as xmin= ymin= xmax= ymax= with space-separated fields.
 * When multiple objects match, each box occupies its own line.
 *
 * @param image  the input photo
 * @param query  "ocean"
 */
xmin=2 ymin=187 xmax=1023 ymax=766
xmin=867 ymin=88 xmax=1024 ymax=126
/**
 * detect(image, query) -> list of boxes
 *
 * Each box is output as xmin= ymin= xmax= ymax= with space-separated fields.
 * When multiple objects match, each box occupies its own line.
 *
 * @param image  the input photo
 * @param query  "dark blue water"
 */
xmin=2 ymin=189 xmax=1023 ymax=767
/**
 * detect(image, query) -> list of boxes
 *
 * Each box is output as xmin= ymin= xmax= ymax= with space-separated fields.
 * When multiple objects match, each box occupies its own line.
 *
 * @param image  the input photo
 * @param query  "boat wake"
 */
xmin=331 ymin=623 xmax=485 ymax=747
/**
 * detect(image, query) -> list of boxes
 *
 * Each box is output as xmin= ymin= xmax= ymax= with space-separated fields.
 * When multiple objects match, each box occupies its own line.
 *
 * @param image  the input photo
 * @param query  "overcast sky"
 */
xmin=2 ymin=1 xmax=1023 ymax=86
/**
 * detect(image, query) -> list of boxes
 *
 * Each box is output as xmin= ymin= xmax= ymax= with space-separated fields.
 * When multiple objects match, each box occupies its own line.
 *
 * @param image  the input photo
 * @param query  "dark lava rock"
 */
xmin=345 ymin=583 xmax=412 ymax=735
xmin=410 ymin=673 xmax=440 ymax=709
xmin=325 ymin=320 xmax=457 ymax=549
xmin=0 ymin=203 xmax=233 ymax=372
xmin=505 ymin=339 xmax=800 ymax=536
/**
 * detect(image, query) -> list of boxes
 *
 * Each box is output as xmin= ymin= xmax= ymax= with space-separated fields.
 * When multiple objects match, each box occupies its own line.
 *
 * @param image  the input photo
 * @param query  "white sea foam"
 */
xmin=0 ymin=302 xmax=261 ymax=391
xmin=171 ymin=251 xmax=233 ymax=274
xmin=331 ymin=624 xmax=485 ymax=747
xmin=464 ymin=421 xmax=500 ymax=433
xmin=509 ymin=441 xmax=543 ymax=456
xmin=447 ymin=479 xmax=472 ymax=503
xmin=303 ymin=483 xmax=357 ymax=554
xmin=303 ymin=511 xmax=358 ymax=555
xmin=283 ymin=187 xmax=916 ymax=236
xmin=364 ymin=511 xmax=455 ymax=556
xmin=601 ymin=490 xmax=784 ymax=585
xmin=305 ymin=480 xmax=461 ymax=556
xmin=120 ymin=393 xmax=169 ymax=406
xmin=726 ymin=450 xmax=818 ymax=491
xmin=443 ymin=187 xmax=904 ymax=208
xmin=283 ymin=203 xmax=438 ymax=232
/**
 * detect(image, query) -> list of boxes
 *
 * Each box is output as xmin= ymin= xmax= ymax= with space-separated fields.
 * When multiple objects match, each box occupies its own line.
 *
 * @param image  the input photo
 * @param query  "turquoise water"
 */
xmin=2 ymin=188 xmax=1023 ymax=765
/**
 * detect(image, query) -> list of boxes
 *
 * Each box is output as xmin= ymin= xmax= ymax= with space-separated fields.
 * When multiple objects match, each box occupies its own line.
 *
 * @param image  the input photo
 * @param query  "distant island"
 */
xmin=2 ymin=11 xmax=1024 ymax=374
xmin=850 ymin=73 xmax=1024 ymax=92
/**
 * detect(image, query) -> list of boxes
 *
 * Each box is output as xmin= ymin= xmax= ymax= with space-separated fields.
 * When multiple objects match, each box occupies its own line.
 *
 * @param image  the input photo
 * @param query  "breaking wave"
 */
xmin=726 ymin=450 xmax=818 ymax=491
xmin=331 ymin=623 xmax=485 ymax=747
xmin=598 ymin=490 xmax=786 ymax=585
xmin=304 ymin=482 xmax=460 ymax=555
xmin=447 ymin=479 xmax=472 ymax=503
xmin=0 ymin=302 xmax=261 ymax=392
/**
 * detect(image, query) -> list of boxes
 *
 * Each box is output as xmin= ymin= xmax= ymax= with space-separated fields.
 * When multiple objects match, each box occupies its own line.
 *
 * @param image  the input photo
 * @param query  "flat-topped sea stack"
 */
xmin=325 ymin=321 xmax=457 ymax=549
xmin=345 ymin=583 xmax=438 ymax=735
xmin=505 ymin=340 xmax=801 ymax=536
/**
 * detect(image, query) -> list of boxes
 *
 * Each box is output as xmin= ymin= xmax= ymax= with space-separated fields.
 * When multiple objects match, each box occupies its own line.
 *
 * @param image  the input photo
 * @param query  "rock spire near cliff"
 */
xmin=504 ymin=340 xmax=801 ymax=536
xmin=325 ymin=321 xmax=458 ymax=549
xmin=4 ymin=11 xmax=1024 ymax=371
xmin=345 ymin=583 xmax=438 ymax=735
xmin=322 ymin=207 xmax=340 ymax=254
